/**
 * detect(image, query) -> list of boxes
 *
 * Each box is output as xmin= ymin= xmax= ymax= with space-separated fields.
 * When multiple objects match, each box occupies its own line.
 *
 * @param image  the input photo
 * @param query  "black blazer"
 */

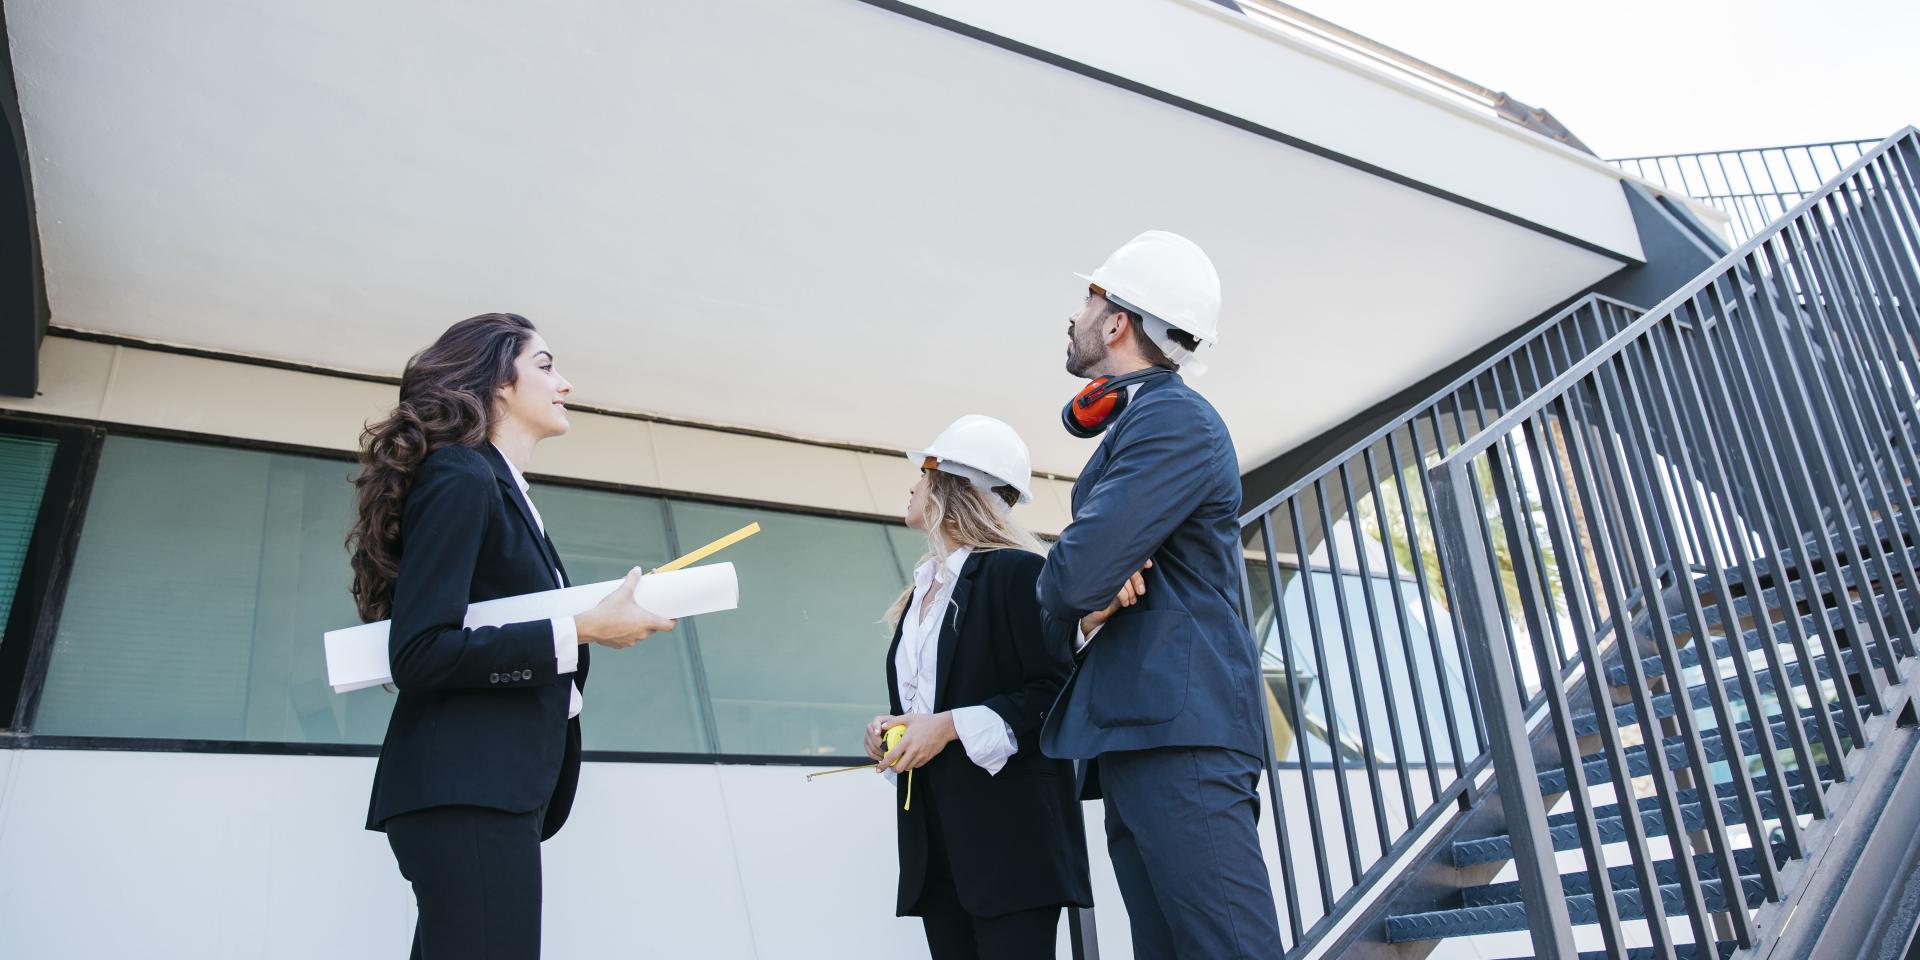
xmin=366 ymin=443 xmax=590 ymax=841
xmin=885 ymin=549 xmax=1092 ymax=919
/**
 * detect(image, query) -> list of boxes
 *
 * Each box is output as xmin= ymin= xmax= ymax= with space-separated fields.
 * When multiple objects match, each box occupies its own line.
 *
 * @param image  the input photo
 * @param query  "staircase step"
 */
xmin=1534 ymin=711 xmax=1833 ymax=798
xmin=1766 ymin=525 xmax=1920 ymax=587
xmin=1454 ymin=788 xmax=1777 ymax=867
xmin=1496 ymin=943 xmax=1737 ymax=960
xmin=1544 ymin=777 xmax=1816 ymax=833
xmin=1385 ymin=874 xmax=1764 ymax=941
xmin=1458 ymin=762 xmax=1821 ymax=867
xmin=1602 ymin=599 xmax=1896 ymax=689
xmin=1569 ymin=690 xmax=1859 ymax=739
xmin=1461 ymin=848 xmax=1772 ymax=906
xmin=1648 ymin=567 xmax=1918 ymax=649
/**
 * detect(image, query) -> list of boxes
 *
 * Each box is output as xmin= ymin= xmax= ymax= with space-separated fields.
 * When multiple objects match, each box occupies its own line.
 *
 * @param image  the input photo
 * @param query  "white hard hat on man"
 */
xmin=907 ymin=414 xmax=1034 ymax=505
xmin=1075 ymin=229 xmax=1221 ymax=375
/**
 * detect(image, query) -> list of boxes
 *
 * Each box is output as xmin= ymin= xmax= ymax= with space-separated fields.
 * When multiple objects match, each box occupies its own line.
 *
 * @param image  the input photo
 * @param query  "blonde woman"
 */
xmin=865 ymin=415 xmax=1093 ymax=960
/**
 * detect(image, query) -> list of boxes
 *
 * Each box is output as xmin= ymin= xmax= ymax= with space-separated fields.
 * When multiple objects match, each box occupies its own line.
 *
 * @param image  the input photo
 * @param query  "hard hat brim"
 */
xmin=902 ymin=450 xmax=1033 ymax=505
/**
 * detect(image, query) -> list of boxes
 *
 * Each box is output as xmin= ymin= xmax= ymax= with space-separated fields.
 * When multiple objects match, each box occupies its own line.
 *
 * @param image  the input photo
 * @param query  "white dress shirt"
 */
xmin=894 ymin=546 xmax=1019 ymax=775
xmin=493 ymin=444 xmax=583 ymax=719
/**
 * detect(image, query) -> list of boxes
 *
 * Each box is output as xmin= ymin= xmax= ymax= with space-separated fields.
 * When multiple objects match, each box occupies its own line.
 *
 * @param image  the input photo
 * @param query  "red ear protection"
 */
xmin=1061 ymin=368 xmax=1172 ymax=438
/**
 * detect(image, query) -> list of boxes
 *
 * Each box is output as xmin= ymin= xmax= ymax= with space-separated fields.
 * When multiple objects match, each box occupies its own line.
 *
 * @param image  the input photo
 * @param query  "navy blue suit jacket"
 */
xmin=366 ymin=443 xmax=588 ymax=841
xmin=1037 ymin=373 xmax=1265 ymax=771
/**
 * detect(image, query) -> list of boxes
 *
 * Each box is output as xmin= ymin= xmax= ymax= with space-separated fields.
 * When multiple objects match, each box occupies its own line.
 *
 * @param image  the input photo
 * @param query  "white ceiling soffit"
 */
xmin=9 ymin=0 xmax=1628 ymax=477
xmin=908 ymin=0 xmax=1651 ymax=260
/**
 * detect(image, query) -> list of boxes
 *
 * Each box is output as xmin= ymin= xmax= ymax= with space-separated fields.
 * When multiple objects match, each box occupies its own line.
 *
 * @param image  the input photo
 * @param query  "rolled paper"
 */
xmin=324 ymin=563 xmax=739 ymax=693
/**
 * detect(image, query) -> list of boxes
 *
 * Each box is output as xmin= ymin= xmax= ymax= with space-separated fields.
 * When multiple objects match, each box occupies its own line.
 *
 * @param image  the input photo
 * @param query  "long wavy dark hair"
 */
xmin=348 ymin=313 xmax=537 ymax=621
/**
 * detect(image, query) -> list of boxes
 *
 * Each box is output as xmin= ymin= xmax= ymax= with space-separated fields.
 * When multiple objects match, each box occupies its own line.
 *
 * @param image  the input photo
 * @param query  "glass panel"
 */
xmin=885 ymin=525 xmax=927 ymax=583
xmin=36 ymin=437 xmax=389 ymax=742
xmin=0 ymin=432 xmax=57 ymax=634
xmin=1267 ymin=567 xmax=1472 ymax=767
xmin=670 ymin=501 xmax=906 ymax=757
xmin=531 ymin=483 xmax=708 ymax=753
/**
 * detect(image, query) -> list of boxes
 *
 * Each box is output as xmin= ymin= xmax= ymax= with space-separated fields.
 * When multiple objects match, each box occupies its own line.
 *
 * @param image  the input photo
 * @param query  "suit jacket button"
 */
xmin=490 ymin=673 xmax=501 ymax=683
xmin=518 ymin=669 xmax=531 ymax=680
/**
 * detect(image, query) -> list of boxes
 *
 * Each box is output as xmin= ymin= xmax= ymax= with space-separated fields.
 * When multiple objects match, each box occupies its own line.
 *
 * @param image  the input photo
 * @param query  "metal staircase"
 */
xmin=1238 ymin=126 xmax=1920 ymax=959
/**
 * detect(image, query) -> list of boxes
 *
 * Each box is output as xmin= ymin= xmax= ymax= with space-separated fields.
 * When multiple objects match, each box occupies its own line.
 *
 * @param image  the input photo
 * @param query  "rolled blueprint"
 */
xmin=324 ymin=562 xmax=738 ymax=693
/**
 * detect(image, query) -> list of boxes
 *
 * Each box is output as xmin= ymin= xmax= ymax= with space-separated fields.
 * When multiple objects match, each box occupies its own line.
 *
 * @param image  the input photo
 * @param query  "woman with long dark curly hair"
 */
xmin=349 ymin=312 xmax=673 ymax=960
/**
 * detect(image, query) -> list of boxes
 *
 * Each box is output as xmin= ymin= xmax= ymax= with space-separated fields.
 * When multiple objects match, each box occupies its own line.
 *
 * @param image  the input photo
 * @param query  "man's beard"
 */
xmin=1065 ymin=326 xmax=1106 ymax=378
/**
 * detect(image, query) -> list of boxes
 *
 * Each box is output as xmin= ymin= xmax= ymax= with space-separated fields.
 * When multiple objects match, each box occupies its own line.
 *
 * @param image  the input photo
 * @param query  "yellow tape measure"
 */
xmin=803 ymin=724 xmax=913 ymax=811
xmin=885 ymin=725 xmax=913 ymax=812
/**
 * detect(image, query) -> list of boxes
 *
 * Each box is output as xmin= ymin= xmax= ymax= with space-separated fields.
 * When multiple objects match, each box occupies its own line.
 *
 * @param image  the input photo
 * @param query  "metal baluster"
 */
xmin=1360 ymin=445 xmax=1443 ymax=806
xmin=1241 ymin=524 xmax=1307 ymax=947
xmin=1286 ymin=496 xmax=1365 ymax=887
xmin=1313 ymin=475 xmax=1395 ymax=852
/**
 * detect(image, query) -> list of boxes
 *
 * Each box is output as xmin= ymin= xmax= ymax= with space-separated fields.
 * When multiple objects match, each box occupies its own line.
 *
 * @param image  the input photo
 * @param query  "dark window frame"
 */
xmin=0 ymin=417 xmax=100 ymax=732
xmin=0 ymin=409 xmax=922 ymax=764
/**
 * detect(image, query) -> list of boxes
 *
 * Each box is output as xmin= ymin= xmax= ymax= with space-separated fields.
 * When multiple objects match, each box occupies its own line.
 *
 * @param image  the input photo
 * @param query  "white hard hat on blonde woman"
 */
xmin=906 ymin=415 xmax=1033 ymax=505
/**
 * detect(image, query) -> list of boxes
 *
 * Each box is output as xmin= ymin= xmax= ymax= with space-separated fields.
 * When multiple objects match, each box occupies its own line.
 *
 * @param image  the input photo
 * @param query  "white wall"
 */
xmin=0 ymin=750 xmax=1122 ymax=959
xmin=0 ymin=747 xmax=1491 ymax=959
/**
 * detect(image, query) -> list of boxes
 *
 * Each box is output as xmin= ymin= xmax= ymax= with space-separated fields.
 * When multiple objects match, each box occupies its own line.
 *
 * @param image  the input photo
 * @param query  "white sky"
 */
xmin=1306 ymin=0 xmax=1918 ymax=158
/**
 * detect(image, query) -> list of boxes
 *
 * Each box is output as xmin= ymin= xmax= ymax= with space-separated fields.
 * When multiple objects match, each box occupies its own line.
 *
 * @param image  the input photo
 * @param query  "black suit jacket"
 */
xmin=886 ymin=549 xmax=1092 ymax=918
xmin=366 ymin=443 xmax=590 ymax=841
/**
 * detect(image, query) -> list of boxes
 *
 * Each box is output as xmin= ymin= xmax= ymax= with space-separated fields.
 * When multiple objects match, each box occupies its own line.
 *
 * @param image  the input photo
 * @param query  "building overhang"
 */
xmin=8 ymin=0 xmax=1657 ymax=475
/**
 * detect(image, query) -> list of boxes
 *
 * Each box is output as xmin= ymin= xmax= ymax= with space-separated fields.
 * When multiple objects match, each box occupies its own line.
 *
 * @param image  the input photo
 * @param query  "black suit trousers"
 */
xmin=916 ymin=790 xmax=1061 ymax=960
xmin=386 ymin=805 xmax=545 ymax=960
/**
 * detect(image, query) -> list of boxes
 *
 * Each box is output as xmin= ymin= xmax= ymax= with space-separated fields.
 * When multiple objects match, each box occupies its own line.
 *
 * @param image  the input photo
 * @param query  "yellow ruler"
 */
xmin=656 ymin=522 xmax=761 ymax=572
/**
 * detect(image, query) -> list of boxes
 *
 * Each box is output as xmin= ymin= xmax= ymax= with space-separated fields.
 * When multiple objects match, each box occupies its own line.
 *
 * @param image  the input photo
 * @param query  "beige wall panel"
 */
xmin=94 ymin=349 xmax=395 ymax=452
xmin=855 ymin=451 xmax=916 ymax=521
xmin=9 ymin=341 xmax=1085 ymax=522
xmin=532 ymin=413 xmax=661 ymax=490
xmin=649 ymin=423 xmax=877 ymax=516
xmin=1044 ymin=478 xmax=1079 ymax=523
xmin=1012 ymin=478 xmax=1071 ymax=536
xmin=0 ymin=337 xmax=114 ymax=420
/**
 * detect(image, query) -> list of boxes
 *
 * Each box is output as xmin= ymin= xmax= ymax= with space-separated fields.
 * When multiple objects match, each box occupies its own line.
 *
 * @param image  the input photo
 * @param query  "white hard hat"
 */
xmin=1076 ymin=230 xmax=1221 ymax=375
xmin=906 ymin=415 xmax=1034 ymax=505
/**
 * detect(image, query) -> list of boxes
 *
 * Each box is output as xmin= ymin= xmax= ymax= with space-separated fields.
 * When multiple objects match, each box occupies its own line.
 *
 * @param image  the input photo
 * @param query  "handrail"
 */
xmin=1445 ymin=126 xmax=1920 ymax=469
xmin=1231 ymin=291 xmax=1641 ymax=953
xmin=1427 ymin=123 xmax=1920 ymax=957
xmin=1610 ymin=139 xmax=1881 ymax=246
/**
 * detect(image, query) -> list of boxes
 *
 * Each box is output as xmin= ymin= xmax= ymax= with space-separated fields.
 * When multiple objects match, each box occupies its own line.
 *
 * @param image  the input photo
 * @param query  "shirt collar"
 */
xmin=914 ymin=545 xmax=973 ymax=589
xmin=491 ymin=442 xmax=532 ymax=495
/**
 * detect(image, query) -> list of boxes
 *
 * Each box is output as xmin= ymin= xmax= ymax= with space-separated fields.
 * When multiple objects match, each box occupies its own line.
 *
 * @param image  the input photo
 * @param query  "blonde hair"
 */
xmin=883 ymin=469 xmax=1046 ymax=631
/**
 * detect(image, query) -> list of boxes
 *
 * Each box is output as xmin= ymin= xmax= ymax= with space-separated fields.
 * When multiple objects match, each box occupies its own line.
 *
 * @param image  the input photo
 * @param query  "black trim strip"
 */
xmin=0 ymin=420 xmax=92 ymax=728
xmin=0 ymin=0 xmax=47 ymax=399
xmin=0 ymin=733 xmax=1470 ymax=772
xmin=849 ymin=0 xmax=1638 ymax=264
xmin=43 ymin=328 xmax=1081 ymax=482
xmin=4 ymin=423 xmax=98 ymax=732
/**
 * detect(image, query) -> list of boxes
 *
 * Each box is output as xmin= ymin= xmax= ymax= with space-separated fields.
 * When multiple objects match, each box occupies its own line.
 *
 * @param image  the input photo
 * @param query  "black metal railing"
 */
xmin=1613 ymin=139 xmax=1880 ymax=246
xmin=1234 ymin=292 xmax=1640 ymax=952
xmin=1432 ymin=126 xmax=1920 ymax=957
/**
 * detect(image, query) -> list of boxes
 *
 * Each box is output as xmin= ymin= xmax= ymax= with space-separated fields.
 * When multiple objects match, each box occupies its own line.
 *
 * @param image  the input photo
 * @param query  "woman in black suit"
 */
xmin=347 ymin=313 xmax=675 ymax=960
xmin=867 ymin=415 xmax=1094 ymax=960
